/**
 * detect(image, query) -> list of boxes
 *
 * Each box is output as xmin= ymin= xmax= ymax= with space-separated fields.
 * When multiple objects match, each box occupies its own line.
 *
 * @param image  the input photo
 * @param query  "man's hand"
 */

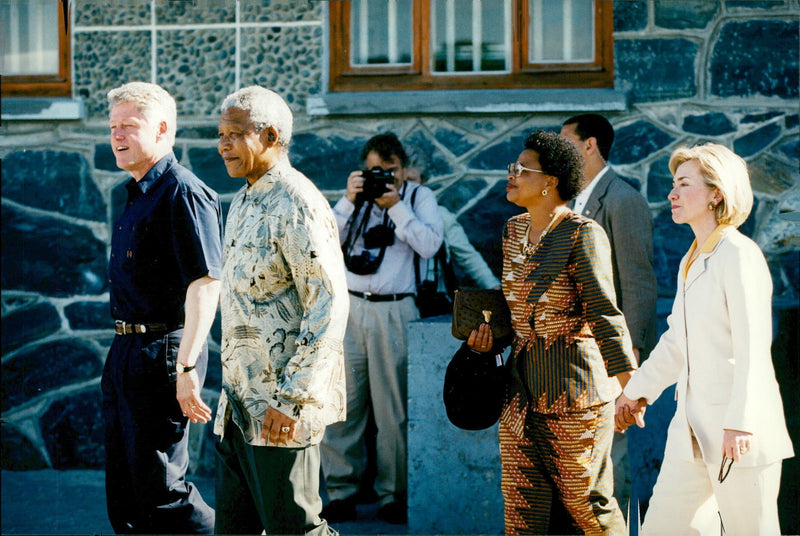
xmin=374 ymin=183 xmax=401 ymax=209
xmin=615 ymin=393 xmax=646 ymax=433
xmin=177 ymin=371 xmax=212 ymax=424
xmin=261 ymin=407 xmax=297 ymax=446
xmin=345 ymin=170 xmax=365 ymax=203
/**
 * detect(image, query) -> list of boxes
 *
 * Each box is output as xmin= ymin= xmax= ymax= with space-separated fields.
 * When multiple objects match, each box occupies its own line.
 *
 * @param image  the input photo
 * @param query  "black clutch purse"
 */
xmin=451 ymin=288 xmax=513 ymax=348
xmin=442 ymin=342 xmax=507 ymax=430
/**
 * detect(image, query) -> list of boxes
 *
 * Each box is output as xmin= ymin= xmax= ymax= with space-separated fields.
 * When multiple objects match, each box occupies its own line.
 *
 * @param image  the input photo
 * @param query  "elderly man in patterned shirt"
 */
xmin=214 ymin=85 xmax=349 ymax=535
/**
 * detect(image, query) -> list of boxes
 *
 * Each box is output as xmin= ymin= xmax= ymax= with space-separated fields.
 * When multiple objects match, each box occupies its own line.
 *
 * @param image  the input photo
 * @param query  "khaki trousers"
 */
xmin=321 ymin=295 xmax=418 ymax=506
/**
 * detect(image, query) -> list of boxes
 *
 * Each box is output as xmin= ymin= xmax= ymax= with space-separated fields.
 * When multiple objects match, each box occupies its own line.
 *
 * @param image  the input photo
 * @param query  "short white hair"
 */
xmin=220 ymin=86 xmax=293 ymax=151
xmin=107 ymin=82 xmax=177 ymax=147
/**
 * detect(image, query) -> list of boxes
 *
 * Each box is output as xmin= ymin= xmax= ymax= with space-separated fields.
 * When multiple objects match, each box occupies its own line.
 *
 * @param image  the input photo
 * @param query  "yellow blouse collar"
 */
xmin=684 ymin=224 xmax=732 ymax=279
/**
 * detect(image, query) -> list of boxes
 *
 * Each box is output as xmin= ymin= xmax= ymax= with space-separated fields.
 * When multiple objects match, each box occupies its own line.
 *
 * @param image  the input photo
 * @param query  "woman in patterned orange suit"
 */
xmin=469 ymin=130 xmax=637 ymax=535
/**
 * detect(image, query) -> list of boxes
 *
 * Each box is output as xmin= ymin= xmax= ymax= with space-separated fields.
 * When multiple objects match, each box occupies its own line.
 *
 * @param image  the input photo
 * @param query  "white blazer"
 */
xmin=624 ymin=226 xmax=793 ymax=467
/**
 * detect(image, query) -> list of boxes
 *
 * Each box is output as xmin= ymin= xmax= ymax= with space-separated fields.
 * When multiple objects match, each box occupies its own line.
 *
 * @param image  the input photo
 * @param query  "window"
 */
xmin=329 ymin=0 xmax=613 ymax=92
xmin=1 ymin=0 xmax=71 ymax=97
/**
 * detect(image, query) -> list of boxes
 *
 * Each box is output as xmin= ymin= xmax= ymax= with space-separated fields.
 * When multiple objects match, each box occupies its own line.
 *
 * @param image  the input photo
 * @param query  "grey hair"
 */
xmin=220 ymin=86 xmax=293 ymax=150
xmin=107 ymin=82 xmax=177 ymax=147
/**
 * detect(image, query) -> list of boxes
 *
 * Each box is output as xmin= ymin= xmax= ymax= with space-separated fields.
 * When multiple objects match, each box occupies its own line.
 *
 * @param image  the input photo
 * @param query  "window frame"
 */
xmin=1 ymin=5 xmax=72 ymax=98
xmin=328 ymin=0 xmax=614 ymax=92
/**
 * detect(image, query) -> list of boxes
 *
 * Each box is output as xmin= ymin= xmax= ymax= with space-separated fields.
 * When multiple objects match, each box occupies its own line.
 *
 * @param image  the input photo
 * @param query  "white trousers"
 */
xmin=642 ymin=433 xmax=783 ymax=536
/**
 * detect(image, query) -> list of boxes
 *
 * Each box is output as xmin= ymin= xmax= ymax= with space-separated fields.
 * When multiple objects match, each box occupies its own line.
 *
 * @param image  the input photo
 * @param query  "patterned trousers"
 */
xmin=499 ymin=396 xmax=626 ymax=535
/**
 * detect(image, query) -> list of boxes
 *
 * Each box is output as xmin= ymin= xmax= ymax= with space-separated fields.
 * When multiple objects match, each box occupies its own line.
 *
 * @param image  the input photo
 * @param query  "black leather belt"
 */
xmin=114 ymin=320 xmax=173 ymax=335
xmin=349 ymin=290 xmax=415 ymax=303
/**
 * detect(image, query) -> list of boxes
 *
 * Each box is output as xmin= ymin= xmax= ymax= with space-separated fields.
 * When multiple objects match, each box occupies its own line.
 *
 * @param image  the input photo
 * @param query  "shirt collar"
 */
xmin=129 ymin=152 xmax=177 ymax=195
xmin=247 ymin=155 xmax=291 ymax=190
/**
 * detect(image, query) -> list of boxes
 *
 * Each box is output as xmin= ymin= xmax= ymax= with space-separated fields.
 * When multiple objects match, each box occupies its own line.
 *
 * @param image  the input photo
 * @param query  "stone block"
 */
xmin=2 ymin=340 xmax=103 ymax=412
xmin=710 ymin=20 xmax=799 ymax=99
xmin=742 ymin=111 xmax=785 ymax=124
xmin=403 ymin=129 xmax=455 ymax=178
xmin=612 ymin=120 xmax=676 ymax=165
xmin=94 ymin=143 xmax=118 ymax=172
xmin=646 ymin=155 xmax=673 ymax=203
xmin=41 ymin=387 xmax=105 ymax=469
xmin=290 ymin=132 xmax=367 ymax=191
xmin=65 ymin=301 xmax=111 ymax=331
xmin=2 ymin=205 xmax=108 ymax=298
xmin=157 ymin=29 xmax=237 ymax=117
xmin=1 ymin=425 xmax=49 ymax=470
xmin=73 ymin=31 xmax=151 ymax=118
xmin=616 ymin=39 xmax=698 ymax=102
xmin=654 ymin=0 xmax=718 ymax=29
xmin=653 ymin=209 xmax=695 ymax=295
xmin=429 ymin=124 xmax=482 ymax=159
xmin=614 ymin=1 xmax=648 ymax=32
xmin=1 ymin=301 xmax=61 ymax=354
xmin=682 ymin=112 xmax=736 ymax=136
xmin=407 ymin=317 xmax=503 ymax=535
xmin=748 ymin=153 xmax=797 ymax=195
xmin=733 ymin=122 xmax=783 ymax=157
xmin=440 ymin=177 xmax=491 ymax=214
xmin=75 ymin=0 xmax=151 ymax=26
xmin=239 ymin=0 xmax=321 ymax=23
xmin=240 ymin=25 xmax=323 ymax=108
xmin=2 ymin=150 xmax=105 ymax=221
xmin=187 ymin=147 xmax=243 ymax=196
xmin=456 ymin=181 xmax=525 ymax=276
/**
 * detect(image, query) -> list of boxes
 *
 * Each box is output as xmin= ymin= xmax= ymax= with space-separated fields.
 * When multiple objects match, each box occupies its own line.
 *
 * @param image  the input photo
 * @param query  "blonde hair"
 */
xmin=668 ymin=143 xmax=753 ymax=227
xmin=107 ymin=82 xmax=177 ymax=147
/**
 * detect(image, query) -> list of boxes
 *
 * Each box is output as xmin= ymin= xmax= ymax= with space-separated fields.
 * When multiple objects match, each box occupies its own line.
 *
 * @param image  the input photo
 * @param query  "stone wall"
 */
xmin=1 ymin=0 xmax=798 ymax=532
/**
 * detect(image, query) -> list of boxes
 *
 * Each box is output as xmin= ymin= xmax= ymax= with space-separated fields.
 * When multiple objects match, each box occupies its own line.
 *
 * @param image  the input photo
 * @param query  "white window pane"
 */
xmin=350 ymin=0 xmax=413 ymax=66
xmin=432 ymin=0 xmax=509 ymax=73
xmin=529 ymin=0 xmax=593 ymax=63
xmin=0 ymin=0 xmax=60 ymax=75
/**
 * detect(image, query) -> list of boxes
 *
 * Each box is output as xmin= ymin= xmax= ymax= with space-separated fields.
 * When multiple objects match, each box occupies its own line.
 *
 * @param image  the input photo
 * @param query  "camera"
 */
xmin=363 ymin=224 xmax=395 ymax=249
xmin=357 ymin=166 xmax=394 ymax=202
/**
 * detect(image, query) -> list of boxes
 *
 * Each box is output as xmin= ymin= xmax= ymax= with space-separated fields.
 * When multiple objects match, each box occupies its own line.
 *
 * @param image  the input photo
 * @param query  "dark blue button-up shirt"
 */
xmin=109 ymin=152 xmax=223 ymax=326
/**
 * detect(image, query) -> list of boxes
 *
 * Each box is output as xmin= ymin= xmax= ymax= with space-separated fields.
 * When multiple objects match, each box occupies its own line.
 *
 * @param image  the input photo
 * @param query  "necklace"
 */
xmin=522 ymin=208 xmax=566 ymax=256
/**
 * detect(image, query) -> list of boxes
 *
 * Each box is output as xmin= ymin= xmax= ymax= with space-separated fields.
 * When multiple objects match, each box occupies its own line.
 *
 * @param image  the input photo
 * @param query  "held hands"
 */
xmin=722 ymin=428 xmax=752 ymax=462
xmin=467 ymin=323 xmax=494 ymax=353
xmin=176 ymin=371 xmax=212 ymax=424
xmin=261 ymin=406 xmax=297 ymax=446
xmin=614 ymin=393 xmax=647 ymax=433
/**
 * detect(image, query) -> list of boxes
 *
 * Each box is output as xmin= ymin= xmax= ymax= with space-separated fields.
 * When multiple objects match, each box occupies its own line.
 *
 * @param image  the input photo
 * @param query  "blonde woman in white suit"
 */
xmin=615 ymin=143 xmax=794 ymax=536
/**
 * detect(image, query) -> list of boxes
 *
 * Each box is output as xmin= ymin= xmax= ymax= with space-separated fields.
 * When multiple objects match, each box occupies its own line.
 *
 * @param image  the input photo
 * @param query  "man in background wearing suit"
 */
xmin=561 ymin=113 xmax=658 ymax=519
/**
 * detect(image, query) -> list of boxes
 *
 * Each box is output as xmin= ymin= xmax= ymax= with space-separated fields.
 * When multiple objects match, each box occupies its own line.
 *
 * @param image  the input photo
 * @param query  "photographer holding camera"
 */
xmin=321 ymin=133 xmax=443 ymax=525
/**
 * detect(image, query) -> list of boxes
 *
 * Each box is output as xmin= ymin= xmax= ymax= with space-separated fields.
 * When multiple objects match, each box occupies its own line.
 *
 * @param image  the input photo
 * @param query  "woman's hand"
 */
xmin=722 ymin=429 xmax=752 ymax=462
xmin=614 ymin=393 xmax=646 ymax=432
xmin=467 ymin=323 xmax=494 ymax=353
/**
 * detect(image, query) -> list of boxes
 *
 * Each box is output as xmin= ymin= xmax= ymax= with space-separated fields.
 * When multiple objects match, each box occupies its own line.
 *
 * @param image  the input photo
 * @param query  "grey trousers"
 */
xmin=321 ymin=295 xmax=418 ymax=506
xmin=215 ymin=420 xmax=335 ymax=535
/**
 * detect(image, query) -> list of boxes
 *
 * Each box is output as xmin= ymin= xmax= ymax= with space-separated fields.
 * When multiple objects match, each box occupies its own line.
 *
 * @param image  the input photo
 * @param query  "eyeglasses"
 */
xmin=507 ymin=162 xmax=546 ymax=177
xmin=718 ymin=457 xmax=733 ymax=483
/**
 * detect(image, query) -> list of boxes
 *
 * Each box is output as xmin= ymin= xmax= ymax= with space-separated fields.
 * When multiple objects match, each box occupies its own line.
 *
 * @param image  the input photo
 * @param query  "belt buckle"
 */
xmin=363 ymin=292 xmax=373 ymax=300
xmin=135 ymin=324 xmax=147 ymax=334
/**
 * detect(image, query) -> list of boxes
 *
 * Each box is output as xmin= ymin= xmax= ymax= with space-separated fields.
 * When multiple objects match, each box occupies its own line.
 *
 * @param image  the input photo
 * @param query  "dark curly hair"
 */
xmin=523 ymin=130 xmax=584 ymax=201
xmin=360 ymin=132 xmax=408 ymax=167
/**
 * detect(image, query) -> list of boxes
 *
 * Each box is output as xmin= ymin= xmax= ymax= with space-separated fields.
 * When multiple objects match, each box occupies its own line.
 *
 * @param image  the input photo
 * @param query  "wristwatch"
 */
xmin=176 ymin=362 xmax=196 ymax=374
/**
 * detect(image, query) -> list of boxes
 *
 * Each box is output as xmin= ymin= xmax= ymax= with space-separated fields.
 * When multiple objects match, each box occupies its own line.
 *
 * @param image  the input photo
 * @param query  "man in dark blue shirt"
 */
xmin=102 ymin=82 xmax=222 ymax=534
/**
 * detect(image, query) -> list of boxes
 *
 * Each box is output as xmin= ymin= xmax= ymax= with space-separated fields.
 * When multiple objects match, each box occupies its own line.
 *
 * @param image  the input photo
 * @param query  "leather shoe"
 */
xmin=377 ymin=501 xmax=407 ymax=524
xmin=321 ymin=497 xmax=357 ymax=523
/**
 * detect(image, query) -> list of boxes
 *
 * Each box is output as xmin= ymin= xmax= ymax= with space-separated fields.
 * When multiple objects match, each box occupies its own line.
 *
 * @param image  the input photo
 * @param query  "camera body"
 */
xmin=358 ymin=166 xmax=395 ymax=202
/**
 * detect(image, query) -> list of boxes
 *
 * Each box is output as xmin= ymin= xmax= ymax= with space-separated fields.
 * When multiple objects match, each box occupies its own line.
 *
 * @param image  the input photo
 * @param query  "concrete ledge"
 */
xmin=308 ymin=88 xmax=629 ymax=116
xmin=407 ymin=315 xmax=504 ymax=535
xmin=1 ymin=98 xmax=85 ymax=121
